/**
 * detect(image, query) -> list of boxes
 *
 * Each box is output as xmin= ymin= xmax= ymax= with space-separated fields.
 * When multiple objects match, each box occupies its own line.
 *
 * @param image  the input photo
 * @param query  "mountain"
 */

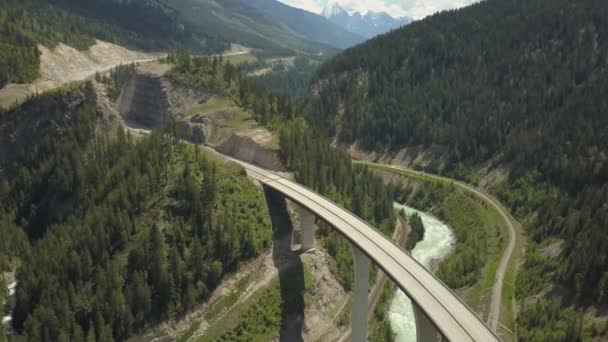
xmin=245 ymin=0 xmax=365 ymax=49
xmin=0 ymin=80 xmax=275 ymax=340
xmin=0 ymin=0 xmax=227 ymax=87
xmin=0 ymin=0 xmax=343 ymax=89
xmin=321 ymin=1 xmax=411 ymax=38
xmin=167 ymin=0 xmax=341 ymax=56
xmin=305 ymin=0 xmax=608 ymax=339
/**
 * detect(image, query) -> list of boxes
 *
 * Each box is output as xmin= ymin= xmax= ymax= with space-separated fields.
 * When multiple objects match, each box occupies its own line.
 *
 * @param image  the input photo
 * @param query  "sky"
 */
xmin=278 ymin=0 xmax=479 ymax=19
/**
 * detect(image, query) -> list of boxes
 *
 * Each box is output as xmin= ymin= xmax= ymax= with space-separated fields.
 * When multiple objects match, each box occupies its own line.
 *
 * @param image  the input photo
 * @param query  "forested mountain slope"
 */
xmin=0 ymin=0 xmax=226 ymax=87
xmin=304 ymin=0 xmax=608 ymax=339
xmin=246 ymin=0 xmax=365 ymax=49
xmin=0 ymin=0 xmax=338 ymax=89
xmin=167 ymin=0 xmax=339 ymax=56
xmin=0 ymin=82 xmax=273 ymax=340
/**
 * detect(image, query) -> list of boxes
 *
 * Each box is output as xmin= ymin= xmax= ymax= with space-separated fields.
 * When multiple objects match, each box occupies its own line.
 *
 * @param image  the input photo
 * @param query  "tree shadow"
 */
xmin=264 ymin=187 xmax=305 ymax=342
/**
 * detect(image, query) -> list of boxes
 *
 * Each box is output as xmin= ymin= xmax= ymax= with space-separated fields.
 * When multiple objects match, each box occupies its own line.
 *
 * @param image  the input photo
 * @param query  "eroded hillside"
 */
xmin=0 ymin=40 xmax=160 ymax=108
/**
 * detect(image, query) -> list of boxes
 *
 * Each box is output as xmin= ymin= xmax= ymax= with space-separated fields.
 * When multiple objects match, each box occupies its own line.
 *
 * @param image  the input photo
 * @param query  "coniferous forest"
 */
xmin=0 ymin=0 xmax=228 ymax=87
xmin=279 ymin=119 xmax=396 ymax=287
xmin=304 ymin=0 xmax=608 ymax=339
xmin=0 ymin=83 xmax=272 ymax=341
xmin=0 ymin=53 xmax=401 ymax=341
xmin=167 ymin=52 xmax=398 ymax=289
xmin=1 ymin=0 xmax=608 ymax=339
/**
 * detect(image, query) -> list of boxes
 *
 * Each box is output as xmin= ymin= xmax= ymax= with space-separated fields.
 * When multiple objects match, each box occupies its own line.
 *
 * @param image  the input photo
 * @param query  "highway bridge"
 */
xmin=232 ymin=158 xmax=500 ymax=342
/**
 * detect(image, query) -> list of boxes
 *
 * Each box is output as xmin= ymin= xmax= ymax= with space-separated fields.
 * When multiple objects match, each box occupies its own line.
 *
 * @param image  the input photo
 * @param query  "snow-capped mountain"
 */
xmin=321 ymin=2 xmax=412 ymax=38
xmin=321 ymin=1 xmax=350 ymax=18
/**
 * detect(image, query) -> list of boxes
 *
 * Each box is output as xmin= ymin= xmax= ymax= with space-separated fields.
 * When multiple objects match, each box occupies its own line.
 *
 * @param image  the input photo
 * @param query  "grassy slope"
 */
xmin=183 ymin=97 xmax=236 ymax=117
xmin=177 ymin=275 xmax=252 ymax=342
xmin=196 ymin=264 xmax=312 ymax=341
xmin=222 ymin=53 xmax=258 ymax=66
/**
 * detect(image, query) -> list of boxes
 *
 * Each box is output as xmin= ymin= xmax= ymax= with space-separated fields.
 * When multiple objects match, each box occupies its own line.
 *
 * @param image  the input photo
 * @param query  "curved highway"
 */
xmin=124 ymin=124 xmax=499 ymax=341
xmin=231 ymin=158 xmax=499 ymax=342
xmin=360 ymin=162 xmax=517 ymax=333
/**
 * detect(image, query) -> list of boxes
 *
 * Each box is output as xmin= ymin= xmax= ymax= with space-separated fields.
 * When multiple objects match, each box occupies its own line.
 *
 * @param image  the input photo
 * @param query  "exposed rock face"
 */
xmin=217 ymin=135 xmax=285 ymax=172
xmin=176 ymin=114 xmax=212 ymax=144
xmin=0 ymin=40 xmax=159 ymax=108
xmin=115 ymin=62 xmax=211 ymax=132
xmin=116 ymin=72 xmax=174 ymax=127
xmin=114 ymin=63 xmax=284 ymax=168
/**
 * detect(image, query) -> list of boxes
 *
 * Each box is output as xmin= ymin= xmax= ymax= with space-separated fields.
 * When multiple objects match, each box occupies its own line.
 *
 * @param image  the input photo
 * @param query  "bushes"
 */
xmin=516 ymin=299 xmax=582 ymax=342
xmin=405 ymin=211 xmax=424 ymax=251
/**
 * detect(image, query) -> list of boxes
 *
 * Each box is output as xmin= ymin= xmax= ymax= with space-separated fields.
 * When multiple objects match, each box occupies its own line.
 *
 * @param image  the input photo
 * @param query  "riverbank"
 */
xmin=364 ymin=162 xmax=522 ymax=340
xmin=2 ymin=272 xmax=16 ymax=336
xmin=389 ymin=203 xmax=455 ymax=341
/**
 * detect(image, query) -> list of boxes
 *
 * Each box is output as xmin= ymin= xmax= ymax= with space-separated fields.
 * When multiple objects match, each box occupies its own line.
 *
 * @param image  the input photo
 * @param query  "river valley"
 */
xmin=389 ymin=203 xmax=455 ymax=341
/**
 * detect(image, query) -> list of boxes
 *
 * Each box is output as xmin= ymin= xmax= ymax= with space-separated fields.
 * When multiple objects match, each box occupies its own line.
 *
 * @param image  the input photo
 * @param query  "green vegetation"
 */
xmin=279 ymin=119 xmax=396 ymax=288
xmin=0 ymin=213 xmax=29 ymax=271
xmin=368 ymin=282 xmax=396 ymax=342
xmin=367 ymin=164 xmax=509 ymax=322
xmin=405 ymin=211 xmax=424 ymax=251
xmin=183 ymin=97 xmax=234 ymax=117
xmin=96 ymin=63 xmax=137 ymax=101
xmin=0 ymin=0 xmax=226 ymax=87
xmin=177 ymin=320 xmax=200 ymax=342
xmin=168 ymin=0 xmax=338 ymax=57
xmin=244 ymin=56 xmax=323 ymax=97
xmin=223 ymin=53 xmax=258 ymax=66
xmin=204 ymin=275 xmax=252 ymax=324
xmin=177 ymin=275 xmax=251 ymax=342
xmin=199 ymin=265 xmax=312 ymax=342
xmin=394 ymin=179 xmax=500 ymax=290
xmin=0 ymin=274 xmax=5 ymax=342
xmin=437 ymin=192 xmax=495 ymax=288
xmin=0 ymin=82 xmax=272 ymax=341
xmin=517 ymin=300 xmax=582 ymax=341
xmin=0 ymin=0 xmax=339 ymax=88
xmin=366 ymin=163 xmax=521 ymax=338
xmin=305 ymin=0 xmax=608 ymax=338
xmin=165 ymin=52 xmax=299 ymax=127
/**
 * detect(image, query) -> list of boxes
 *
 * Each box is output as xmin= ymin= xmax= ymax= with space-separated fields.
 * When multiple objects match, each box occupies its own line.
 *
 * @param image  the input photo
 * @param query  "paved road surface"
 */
xmin=123 ymin=125 xmax=499 ymax=340
xmin=231 ymin=158 xmax=499 ymax=342
xmin=337 ymin=216 xmax=409 ymax=342
xmin=362 ymin=162 xmax=517 ymax=334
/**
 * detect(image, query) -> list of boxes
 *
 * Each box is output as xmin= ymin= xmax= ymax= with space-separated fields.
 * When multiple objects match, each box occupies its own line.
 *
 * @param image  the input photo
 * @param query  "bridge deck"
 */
xmin=235 ymin=159 xmax=499 ymax=342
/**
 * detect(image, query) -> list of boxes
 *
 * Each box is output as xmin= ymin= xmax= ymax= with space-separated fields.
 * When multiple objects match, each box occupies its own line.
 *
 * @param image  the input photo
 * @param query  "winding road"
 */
xmin=126 ymin=123 xmax=500 ymax=340
xmin=231 ymin=159 xmax=498 ymax=341
xmin=360 ymin=162 xmax=518 ymax=334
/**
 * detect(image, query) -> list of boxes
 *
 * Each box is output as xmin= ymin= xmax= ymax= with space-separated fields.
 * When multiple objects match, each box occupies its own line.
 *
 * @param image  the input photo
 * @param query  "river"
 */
xmin=2 ymin=280 xmax=17 ymax=335
xmin=388 ymin=203 xmax=455 ymax=341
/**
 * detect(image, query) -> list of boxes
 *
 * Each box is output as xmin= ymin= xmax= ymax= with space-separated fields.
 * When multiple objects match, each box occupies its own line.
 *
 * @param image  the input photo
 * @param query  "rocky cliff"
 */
xmin=114 ymin=63 xmax=285 ymax=171
xmin=115 ymin=63 xmax=214 ymax=136
xmin=217 ymin=134 xmax=285 ymax=172
xmin=116 ymin=70 xmax=173 ymax=127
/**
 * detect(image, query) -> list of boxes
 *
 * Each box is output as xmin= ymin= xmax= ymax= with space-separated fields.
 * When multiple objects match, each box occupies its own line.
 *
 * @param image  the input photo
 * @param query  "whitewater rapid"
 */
xmin=388 ymin=203 xmax=455 ymax=341
xmin=2 ymin=280 xmax=16 ymax=335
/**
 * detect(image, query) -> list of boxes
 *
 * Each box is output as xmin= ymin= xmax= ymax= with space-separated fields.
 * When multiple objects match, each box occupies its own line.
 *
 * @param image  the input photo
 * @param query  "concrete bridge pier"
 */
xmin=414 ymin=302 xmax=442 ymax=342
xmin=298 ymin=206 xmax=316 ymax=252
xmin=351 ymin=243 xmax=372 ymax=342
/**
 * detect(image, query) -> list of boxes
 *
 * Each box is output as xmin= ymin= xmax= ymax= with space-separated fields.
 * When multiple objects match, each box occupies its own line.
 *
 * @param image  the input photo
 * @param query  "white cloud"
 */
xmin=279 ymin=0 xmax=480 ymax=19
xmin=396 ymin=0 xmax=480 ymax=19
xmin=280 ymin=0 xmax=323 ymax=13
